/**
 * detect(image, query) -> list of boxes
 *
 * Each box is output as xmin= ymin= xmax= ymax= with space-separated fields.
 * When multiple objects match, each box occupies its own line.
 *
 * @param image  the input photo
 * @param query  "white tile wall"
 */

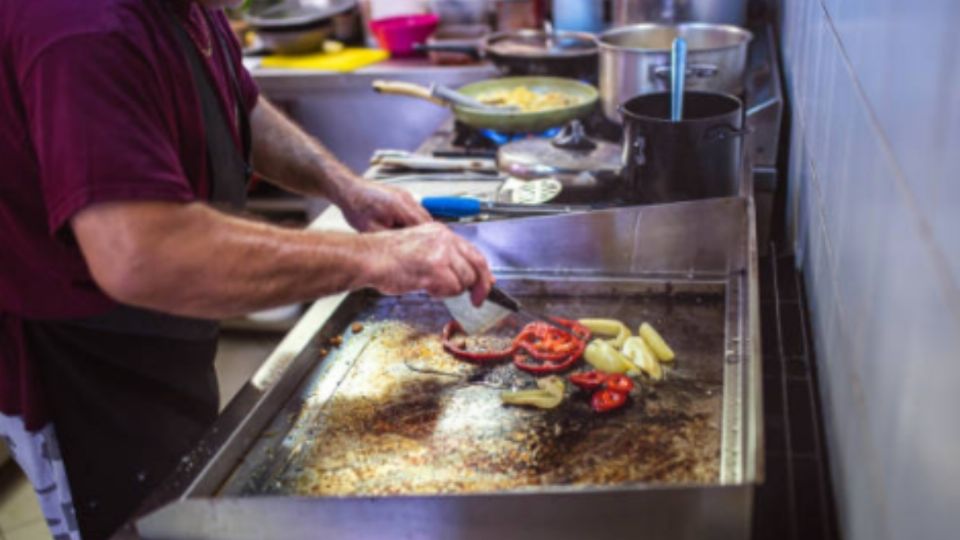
xmin=779 ymin=1 xmax=960 ymax=539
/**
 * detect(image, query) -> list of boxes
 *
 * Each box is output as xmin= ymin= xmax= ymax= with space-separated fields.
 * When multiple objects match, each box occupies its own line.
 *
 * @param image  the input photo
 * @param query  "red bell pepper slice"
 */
xmin=591 ymin=389 xmax=628 ymax=413
xmin=569 ymin=371 xmax=608 ymax=391
xmin=443 ymin=318 xmax=590 ymax=373
xmin=441 ymin=320 xmax=515 ymax=363
xmin=603 ymin=374 xmax=635 ymax=394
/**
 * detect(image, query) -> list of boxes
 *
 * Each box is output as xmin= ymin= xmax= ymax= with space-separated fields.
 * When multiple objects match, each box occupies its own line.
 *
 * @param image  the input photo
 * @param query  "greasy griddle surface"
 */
xmin=258 ymin=284 xmax=725 ymax=496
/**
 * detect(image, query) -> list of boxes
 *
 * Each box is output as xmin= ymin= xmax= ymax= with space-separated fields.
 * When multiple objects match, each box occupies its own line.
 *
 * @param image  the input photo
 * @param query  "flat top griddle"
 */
xmin=220 ymin=277 xmax=727 ymax=497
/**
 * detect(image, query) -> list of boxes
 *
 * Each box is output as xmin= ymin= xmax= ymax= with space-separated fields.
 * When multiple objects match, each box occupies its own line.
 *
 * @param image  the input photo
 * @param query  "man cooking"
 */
xmin=0 ymin=0 xmax=494 ymax=538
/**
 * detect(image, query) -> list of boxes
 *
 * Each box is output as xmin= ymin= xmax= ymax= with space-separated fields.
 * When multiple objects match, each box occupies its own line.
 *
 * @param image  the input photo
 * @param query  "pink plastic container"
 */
xmin=369 ymin=13 xmax=440 ymax=57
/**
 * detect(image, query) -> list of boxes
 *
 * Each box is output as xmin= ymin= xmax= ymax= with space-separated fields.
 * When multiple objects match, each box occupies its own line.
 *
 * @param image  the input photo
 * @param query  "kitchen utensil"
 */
xmin=416 ymin=28 xmax=598 ymax=80
xmin=502 ymin=177 xmax=563 ymax=204
xmin=372 ymin=76 xmax=599 ymax=132
xmin=246 ymin=0 xmax=357 ymax=55
xmin=497 ymin=120 xmax=623 ymax=203
xmin=612 ymin=0 xmax=748 ymax=27
xmin=597 ymin=23 xmax=752 ymax=122
xmin=670 ymin=37 xmax=686 ymax=121
xmin=370 ymin=150 xmax=498 ymax=173
xmin=621 ymin=91 xmax=744 ymax=204
xmin=259 ymin=47 xmax=388 ymax=71
xmin=486 ymin=286 xmax=571 ymax=331
xmin=421 ymin=196 xmax=592 ymax=218
xmin=443 ymin=286 xmax=572 ymax=335
xmin=369 ymin=13 xmax=440 ymax=56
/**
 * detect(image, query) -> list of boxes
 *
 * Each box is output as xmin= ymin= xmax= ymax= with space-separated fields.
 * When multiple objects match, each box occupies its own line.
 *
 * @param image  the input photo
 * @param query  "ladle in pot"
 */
xmin=670 ymin=37 xmax=687 ymax=121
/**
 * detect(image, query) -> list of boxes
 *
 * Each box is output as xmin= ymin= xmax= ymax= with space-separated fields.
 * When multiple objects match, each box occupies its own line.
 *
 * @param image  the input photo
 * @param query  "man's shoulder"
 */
xmin=9 ymin=0 xmax=166 ymax=64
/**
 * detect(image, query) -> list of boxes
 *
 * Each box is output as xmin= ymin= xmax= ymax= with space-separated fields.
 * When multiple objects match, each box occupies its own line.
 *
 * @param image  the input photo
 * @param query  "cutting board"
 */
xmin=260 ymin=47 xmax=389 ymax=72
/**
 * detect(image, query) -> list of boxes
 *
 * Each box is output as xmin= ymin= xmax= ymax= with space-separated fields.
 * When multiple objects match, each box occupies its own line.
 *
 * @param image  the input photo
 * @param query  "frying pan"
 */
xmin=372 ymin=76 xmax=599 ymax=133
xmin=417 ymin=29 xmax=599 ymax=81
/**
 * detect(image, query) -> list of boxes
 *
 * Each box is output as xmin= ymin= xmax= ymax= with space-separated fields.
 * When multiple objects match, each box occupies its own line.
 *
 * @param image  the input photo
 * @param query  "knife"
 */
xmin=422 ymin=196 xmax=595 ymax=219
xmin=443 ymin=286 xmax=570 ymax=335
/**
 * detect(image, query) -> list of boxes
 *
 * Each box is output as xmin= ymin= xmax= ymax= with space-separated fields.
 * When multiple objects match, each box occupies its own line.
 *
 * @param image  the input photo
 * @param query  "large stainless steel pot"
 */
xmin=612 ymin=0 xmax=748 ymax=26
xmin=598 ymin=23 xmax=752 ymax=121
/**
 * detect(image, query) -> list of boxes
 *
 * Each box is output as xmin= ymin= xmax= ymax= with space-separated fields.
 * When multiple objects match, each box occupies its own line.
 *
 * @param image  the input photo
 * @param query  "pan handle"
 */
xmin=372 ymin=80 xmax=446 ymax=107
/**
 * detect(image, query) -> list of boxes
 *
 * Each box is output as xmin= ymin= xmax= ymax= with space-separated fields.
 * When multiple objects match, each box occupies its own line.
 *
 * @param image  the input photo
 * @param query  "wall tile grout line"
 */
xmin=795 ymin=267 xmax=835 ymax=540
xmin=770 ymin=253 xmax=799 ymax=540
xmin=814 ymin=0 xmax=960 ymax=318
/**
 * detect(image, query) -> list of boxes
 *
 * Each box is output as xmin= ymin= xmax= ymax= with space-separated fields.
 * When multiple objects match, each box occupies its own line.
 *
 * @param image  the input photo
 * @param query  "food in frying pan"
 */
xmin=477 ymin=85 xmax=578 ymax=112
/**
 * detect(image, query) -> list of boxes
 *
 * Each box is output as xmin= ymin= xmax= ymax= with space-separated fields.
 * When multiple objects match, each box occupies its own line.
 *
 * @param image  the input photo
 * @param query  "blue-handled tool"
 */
xmin=421 ymin=196 xmax=593 ymax=219
xmin=670 ymin=36 xmax=687 ymax=122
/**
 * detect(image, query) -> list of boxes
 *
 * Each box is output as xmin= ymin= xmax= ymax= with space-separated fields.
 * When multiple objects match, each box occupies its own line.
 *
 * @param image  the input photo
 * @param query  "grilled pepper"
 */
xmin=512 ymin=319 xmax=590 ymax=374
xmin=583 ymin=339 xmax=637 ymax=374
xmin=591 ymin=388 xmax=628 ymax=413
xmin=569 ymin=370 xmax=608 ymax=391
xmin=500 ymin=376 xmax=566 ymax=409
xmin=622 ymin=336 xmax=663 ymax=381
xmin=639 ymin=322 xmax=676 ymax=362
xmin=579 ymin=318 xmax=632 ymax=349
xmin=442 ymin=320 xmax=515 ymax=362
xmin=603 ymin=373 xmax=635 ymax=394
xmin=444 ymin=318 xmax=590 ymax=374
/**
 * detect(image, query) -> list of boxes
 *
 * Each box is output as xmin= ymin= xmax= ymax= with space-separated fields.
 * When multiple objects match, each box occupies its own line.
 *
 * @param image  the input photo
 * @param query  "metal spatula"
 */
xmin=443 ymin=286 xmax=568 ymax=335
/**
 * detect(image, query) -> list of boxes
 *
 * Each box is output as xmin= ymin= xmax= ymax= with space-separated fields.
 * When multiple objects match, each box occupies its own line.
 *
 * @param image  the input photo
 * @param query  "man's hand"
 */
xmin=340 ymin=181 xmax=431 ymax=232
xmin=362 ymin=223 xmax=494 ymax=306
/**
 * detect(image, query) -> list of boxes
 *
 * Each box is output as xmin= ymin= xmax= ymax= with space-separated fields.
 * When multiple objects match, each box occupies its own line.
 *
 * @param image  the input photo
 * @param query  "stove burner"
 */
xmin=479 ymin=126 xmax=562 ymax=146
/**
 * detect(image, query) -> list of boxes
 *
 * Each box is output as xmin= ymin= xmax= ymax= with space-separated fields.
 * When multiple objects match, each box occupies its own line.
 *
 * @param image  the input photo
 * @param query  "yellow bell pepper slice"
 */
xmin=639 ymin=322 xmax=675 ymax=362
xmin=579 ymin=318 xmax=632 ymax=349
xmin=500 ymin=376 xmax=566 ymax=409
xmin=622 ymin=336 xmax=663 ymax=381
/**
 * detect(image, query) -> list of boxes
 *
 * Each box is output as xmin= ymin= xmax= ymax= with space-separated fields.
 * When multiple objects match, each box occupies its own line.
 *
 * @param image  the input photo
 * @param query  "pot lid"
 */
xmin=247 ymin=0 xmax=356 ymax=29
xmin=486 ymin=30 xmax=598 ymax=59
xmin=497 ymin=121 xmax=622 ymax=180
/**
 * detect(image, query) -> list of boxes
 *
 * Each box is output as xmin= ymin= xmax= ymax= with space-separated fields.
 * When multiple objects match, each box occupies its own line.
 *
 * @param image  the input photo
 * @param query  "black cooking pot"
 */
xmin=621 ymin=91 xmax=744 ymax=204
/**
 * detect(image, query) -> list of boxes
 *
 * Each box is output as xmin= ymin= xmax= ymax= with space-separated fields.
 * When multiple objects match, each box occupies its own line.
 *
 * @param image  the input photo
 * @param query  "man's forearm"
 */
xmin=249 ymin=97 xmax=358 ymax=204
xmin=73 ymin=201 xmax=382 ymax=319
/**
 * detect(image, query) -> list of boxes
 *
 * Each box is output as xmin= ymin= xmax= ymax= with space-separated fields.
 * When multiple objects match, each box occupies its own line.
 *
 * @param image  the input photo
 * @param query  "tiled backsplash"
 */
xmin=777 ymin=1 xmax=960 ymax=539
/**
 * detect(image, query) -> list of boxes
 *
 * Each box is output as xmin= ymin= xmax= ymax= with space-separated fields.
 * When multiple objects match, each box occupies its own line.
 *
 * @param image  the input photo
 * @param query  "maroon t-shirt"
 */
xmin=0 ymin=0 xmax=259 ymax=428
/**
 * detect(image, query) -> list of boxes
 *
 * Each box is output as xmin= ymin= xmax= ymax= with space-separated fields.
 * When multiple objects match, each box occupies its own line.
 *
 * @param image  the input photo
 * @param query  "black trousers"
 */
xmin=26 ymin=320 xmax=219 ymax=539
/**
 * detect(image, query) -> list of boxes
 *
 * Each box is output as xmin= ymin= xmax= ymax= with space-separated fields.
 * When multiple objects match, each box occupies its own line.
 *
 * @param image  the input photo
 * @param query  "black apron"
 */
xmin=26 ymin=5 xmax=251 ymax=538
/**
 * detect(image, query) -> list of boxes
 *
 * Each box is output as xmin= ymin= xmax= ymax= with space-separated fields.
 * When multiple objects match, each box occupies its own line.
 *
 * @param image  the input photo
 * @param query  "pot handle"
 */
xmin=652 ymin=64 xmax=719 ymax=81
xmin=629 ymin=136 xmax=646 ymax=167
